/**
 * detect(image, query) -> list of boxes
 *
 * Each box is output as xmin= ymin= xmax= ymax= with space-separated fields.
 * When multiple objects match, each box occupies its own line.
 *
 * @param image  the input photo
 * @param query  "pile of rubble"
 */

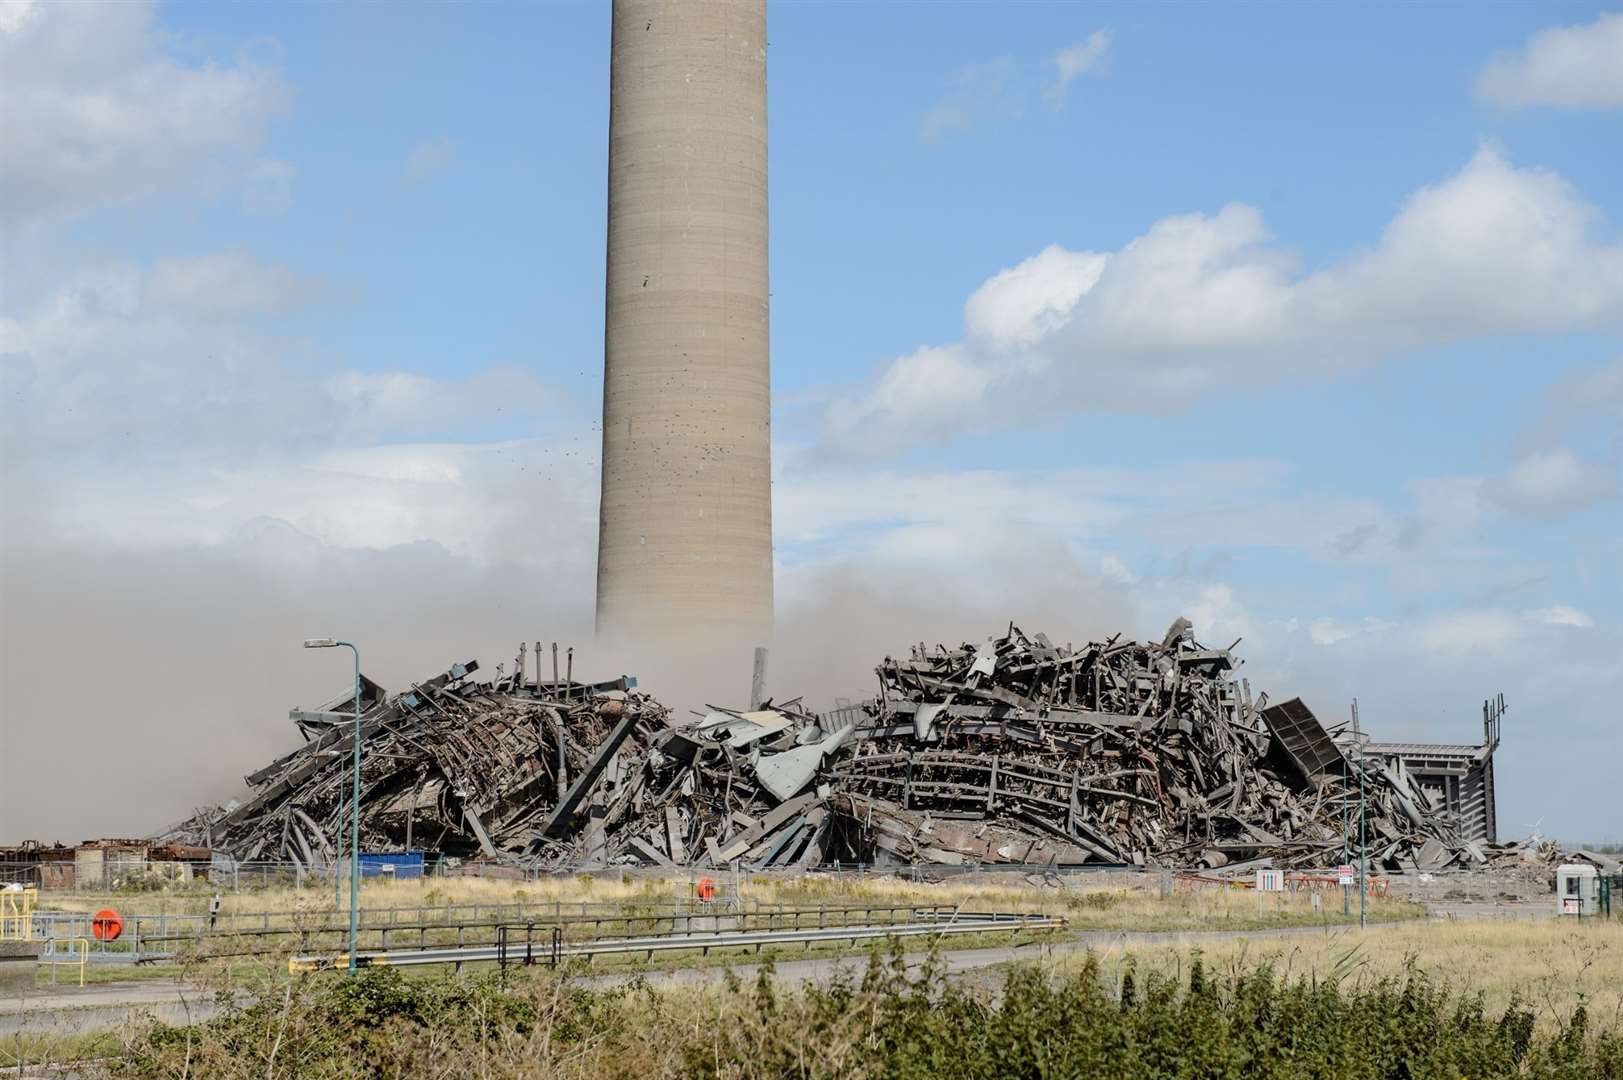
xmin=167 ymin=655 xmax=670 ymax=865
xmin=166 ymin=621 xmax=1497 ymax=873
xmin=824 ymin=620 xmax=1479 ymax=871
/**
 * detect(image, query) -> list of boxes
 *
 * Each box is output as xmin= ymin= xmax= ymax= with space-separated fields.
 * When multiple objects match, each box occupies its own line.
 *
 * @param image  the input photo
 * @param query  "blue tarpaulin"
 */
xmin=356 ymin=851 xmax=424 ymax=879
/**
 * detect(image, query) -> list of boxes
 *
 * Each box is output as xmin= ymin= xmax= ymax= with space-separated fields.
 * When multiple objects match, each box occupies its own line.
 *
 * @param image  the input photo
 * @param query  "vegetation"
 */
xmin=96 ymin=943 xmax=1621 ymax=1079
xmin=1064 ymin=916 xmax=1623 ymax=1033
xmin=40 ymin=870 xmax=1422 ymax=933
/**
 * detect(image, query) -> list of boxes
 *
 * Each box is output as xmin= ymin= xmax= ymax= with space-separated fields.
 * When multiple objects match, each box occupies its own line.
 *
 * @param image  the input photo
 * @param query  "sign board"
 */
xmin=1336 ymin=864 xmax=1355 ymax=885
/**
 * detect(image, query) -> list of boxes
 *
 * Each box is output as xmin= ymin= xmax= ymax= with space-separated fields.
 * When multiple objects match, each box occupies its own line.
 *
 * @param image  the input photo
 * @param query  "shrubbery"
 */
xmin=106 ymin=945 xmax=1621 ymax=1079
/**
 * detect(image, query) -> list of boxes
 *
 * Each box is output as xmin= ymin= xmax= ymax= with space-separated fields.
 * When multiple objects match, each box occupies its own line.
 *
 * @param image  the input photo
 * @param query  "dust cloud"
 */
xmin=0 ymin=526 xmax=1131 ymax=843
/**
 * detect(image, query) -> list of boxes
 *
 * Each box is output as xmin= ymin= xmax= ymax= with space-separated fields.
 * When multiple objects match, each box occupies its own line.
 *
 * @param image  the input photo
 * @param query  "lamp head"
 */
xmin=303 ymin=638 xmax=338 ymax=648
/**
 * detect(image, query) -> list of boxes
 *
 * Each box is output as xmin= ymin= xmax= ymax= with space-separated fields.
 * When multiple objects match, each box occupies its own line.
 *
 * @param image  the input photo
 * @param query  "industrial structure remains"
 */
xmin=157 ymin=619 xmax=1518 ymax=876
xmin=596 ymin=0 xmax=775 ymax=644
xmin=1356 ymin=694 xmax=1503 ymax=845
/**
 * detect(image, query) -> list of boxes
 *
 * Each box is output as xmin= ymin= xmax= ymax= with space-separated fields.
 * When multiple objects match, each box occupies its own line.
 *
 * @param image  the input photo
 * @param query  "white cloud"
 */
xmin=1099 ymin=554 xmax=1138 ymax=585
xmin=1308 ymin=615 xmax=1396 ymax=646
xmin=965 ymin=245 xmax=1107 ymax=347
xmin=0 ymin=0 xmax=290 ymax=221
xmin=1483 ymin=448 xmax=1618 ymax=516
xmin=1418 ymin=609 xmax=1527 ymax=656
xmin=824 ymin=146 xmax=1623 ymax=455
xmin=1476 ymin=12 xmax=1623 ymax=109
xmin=1527 ymin=605 xmax=1595 ymax=628
xmin=0 ymin=252 xmax=553 ymax=482
xmin=143 ymin=252 xmax=335 ymax=319
xmin=921 ymin=56 xmax=1020 ymax=139
xmin=404 ymin=138 xmax=456 ymax=183
xmin=1044 ymin=30 xmax=1111 ymax=108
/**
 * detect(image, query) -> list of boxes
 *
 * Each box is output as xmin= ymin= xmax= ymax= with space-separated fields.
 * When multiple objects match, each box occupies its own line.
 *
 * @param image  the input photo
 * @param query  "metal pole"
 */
xmin=335 ymin=807 xmax=342 ymax=912
xmin=1354 ymin=698 xmax=1367 ymax=929
xmin=1342 ymin=717 xmax=1350 ymax=917
xmin=345 ymin=641 xmax=361 ymax=975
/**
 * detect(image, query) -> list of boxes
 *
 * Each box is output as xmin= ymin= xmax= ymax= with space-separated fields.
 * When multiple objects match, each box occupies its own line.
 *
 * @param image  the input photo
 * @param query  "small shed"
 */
xmin=1556 ymin=863 xmax=1600 ymax=916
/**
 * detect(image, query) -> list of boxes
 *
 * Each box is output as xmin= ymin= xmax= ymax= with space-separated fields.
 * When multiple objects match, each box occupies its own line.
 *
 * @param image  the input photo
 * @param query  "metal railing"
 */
xmin=40 ymin=937 xmax=90 ymax=987
xmin=6 ymin=859 xmax=1142 ymax=893
xmin=290 ymin=910 xmax=1068 ymax=972
xmin=130 ymin=904 xmax=1019 ymax=963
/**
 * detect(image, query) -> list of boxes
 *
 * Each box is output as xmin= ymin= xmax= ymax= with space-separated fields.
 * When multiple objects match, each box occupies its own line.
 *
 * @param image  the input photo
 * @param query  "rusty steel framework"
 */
xmin=165 ymin=620 xmax=1506 ymax=874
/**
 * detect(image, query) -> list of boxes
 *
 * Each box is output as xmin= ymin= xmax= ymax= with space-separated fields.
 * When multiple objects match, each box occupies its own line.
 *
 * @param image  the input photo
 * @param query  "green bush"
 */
xmin=104 ymin=946 xmax=1622 ymax=1079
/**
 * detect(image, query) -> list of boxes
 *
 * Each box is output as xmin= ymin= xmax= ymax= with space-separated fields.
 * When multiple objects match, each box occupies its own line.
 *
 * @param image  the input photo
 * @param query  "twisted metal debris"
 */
xmin=167 ymin=621 xmax=1496 ymax=873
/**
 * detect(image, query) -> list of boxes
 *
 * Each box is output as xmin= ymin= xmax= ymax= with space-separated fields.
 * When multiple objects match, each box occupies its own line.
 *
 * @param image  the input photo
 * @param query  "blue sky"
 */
xmin=2 ymin=2 xmax=1619 ymax=842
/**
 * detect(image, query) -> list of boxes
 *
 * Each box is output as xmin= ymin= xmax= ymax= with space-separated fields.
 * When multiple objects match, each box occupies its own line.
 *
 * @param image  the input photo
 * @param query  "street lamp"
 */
xmin=305 ymin=637 xmax=362 ymax=975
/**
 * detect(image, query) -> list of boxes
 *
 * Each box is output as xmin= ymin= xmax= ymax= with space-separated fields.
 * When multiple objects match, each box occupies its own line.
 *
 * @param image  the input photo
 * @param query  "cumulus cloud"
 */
xmin=0 ymin=254 xmax=548 ymax=465
xmin=0 ymin=0 xmax=291 ymax=222
xmin=1476 ymin=12 xmax=1623 ymax=109
xmin=1044 ymin=30 xmax=1111 ymax=108
xmin=1483 ymin=448 xmax=1618 ymax=516
xmin=823 ymin=146 xmax=1623 ymax=455
xmin=404 ymin=138 xmax=456 ymax=183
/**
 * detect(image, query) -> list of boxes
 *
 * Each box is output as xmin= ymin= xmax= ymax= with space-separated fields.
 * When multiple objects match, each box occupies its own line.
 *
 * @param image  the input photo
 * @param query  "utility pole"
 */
xmin=1342 ymin=722 xmax=1350 ymax=917
xmin=305 ymin=637 xmax=364 ymax=975
xmin=1353 ymin=698 xmax=1367 ymax=929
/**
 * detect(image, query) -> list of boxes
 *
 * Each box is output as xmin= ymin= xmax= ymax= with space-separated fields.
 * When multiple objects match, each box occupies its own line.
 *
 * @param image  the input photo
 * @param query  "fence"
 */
xmin=25 ymin=900 xmax=1038 ymax=966
xmin=9 ymin=857 xmax=1150 ymax=896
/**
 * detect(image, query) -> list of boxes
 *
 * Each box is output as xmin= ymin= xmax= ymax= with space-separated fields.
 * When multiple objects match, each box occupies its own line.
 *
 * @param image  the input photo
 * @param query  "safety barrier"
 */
xmin=0 ymin=886 xmax=37 ymax=940
xmin=41 ymin=937 xmax=91 ymax=987
xmin=290 ymin=911 xmax=1068 ymax=972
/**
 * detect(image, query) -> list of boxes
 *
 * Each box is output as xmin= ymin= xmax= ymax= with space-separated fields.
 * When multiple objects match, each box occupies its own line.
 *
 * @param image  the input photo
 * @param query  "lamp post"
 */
xmin=1353 ymin=698 xmax=1367 ymax=930
xmin=305 ymin=637 xmax=362 ymax=975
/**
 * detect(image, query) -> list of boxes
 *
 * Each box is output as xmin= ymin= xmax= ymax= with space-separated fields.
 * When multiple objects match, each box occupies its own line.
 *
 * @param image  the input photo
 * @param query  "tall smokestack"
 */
xmin=596 ymin=0 xmax=773 ymax=648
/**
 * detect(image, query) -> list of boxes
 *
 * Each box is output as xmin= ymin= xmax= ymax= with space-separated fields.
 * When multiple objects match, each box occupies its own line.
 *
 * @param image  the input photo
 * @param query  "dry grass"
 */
xmin=1059 ymin=915 xmax=1623 ymax=1032
xmin=91 ymin=922 xmax=1623 ymax=1079
xmin=39 ymin=871 xmax=1420 ymax=933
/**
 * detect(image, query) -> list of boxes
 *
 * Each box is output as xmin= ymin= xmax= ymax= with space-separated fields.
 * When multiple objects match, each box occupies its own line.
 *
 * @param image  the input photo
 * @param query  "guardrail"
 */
xmin=290 ymin=912 xmax=1068 ymax=972
xmin=40 ymin=937 xmax=91 ymax=987
xmin=44 ymin=903 xmax=1030 ymax=965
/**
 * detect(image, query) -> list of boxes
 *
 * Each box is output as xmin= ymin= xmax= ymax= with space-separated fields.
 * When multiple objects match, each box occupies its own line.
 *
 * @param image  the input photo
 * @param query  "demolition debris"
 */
xmin=164 ymin=621 xmax=1508 ymax=874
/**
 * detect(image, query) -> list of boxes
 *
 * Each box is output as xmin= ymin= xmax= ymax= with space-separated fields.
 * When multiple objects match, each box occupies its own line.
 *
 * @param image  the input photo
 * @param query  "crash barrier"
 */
xmin=137 ymin=904 xmax=1038 ymax=964
xmin=290 ymin=910 xmax=1068 ymax=972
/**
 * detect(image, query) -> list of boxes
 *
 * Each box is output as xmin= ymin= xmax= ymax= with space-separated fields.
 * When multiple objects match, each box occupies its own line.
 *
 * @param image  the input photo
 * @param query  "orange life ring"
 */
xmin=695 ymin=876 xmax=716 ymax=903
xmin=91 ymin=908 xmax=123 ymax=941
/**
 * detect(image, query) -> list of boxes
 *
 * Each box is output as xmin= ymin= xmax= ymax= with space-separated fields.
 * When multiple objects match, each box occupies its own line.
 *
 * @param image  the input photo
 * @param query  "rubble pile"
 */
xmin=167 ymin=621 xmax=1497 ymax=873
xmin=166 ymin=659 xmax=669 ymax=865
xmin=830 ymin=622 xmax=1477 ymax=870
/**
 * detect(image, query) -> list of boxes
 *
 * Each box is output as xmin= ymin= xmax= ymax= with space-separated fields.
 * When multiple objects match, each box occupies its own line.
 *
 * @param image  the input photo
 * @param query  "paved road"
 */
xmin=1 ymin=979 xmax=226 ymax=1040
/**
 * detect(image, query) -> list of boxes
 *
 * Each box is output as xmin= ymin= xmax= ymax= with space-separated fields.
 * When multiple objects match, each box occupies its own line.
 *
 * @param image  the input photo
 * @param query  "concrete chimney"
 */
xmin=596 ymin=0 xmax=773 ymax=647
